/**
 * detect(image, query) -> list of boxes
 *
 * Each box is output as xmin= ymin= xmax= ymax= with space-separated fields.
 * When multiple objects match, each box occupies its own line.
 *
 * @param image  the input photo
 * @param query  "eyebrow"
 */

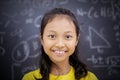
xmin=48 ymin=30 xmax=73 ymax=33
xmin=64 ymin=31 xmax=73 ymax=33
xmin=47 ymin=30 xmax=56 ymax=33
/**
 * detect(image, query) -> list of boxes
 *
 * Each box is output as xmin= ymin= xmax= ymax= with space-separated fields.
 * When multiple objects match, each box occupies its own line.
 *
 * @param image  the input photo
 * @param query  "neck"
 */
xmin=51 ymin=61 xmax=71 ymax=76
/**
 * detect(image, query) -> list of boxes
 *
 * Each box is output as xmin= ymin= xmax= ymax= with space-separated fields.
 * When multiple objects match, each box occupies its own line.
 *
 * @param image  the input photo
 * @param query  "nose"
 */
xmin=55 ymin=38 xmax=65 ymax=48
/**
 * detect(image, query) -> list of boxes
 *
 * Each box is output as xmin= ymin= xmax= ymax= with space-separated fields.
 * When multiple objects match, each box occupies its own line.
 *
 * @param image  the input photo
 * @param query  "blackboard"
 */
xmin=0 ymin=0 xmax=120 ymax=80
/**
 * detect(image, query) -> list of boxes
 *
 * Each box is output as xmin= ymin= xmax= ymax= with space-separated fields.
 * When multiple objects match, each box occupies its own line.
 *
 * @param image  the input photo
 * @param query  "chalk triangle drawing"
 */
xmin=88 ymin=26 xmax=111 ymax=53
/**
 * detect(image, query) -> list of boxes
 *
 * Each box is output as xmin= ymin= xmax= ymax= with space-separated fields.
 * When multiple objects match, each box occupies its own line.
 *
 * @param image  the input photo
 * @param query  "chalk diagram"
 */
xmin=87 ymin=26 xmax=111 ymax=53
xmin=12 ymin=41 xmax=29 ymax=63
xmin=12 ymin=35 xmax=40 ymax=63
xmin=11 ymin=35 xmax=40 ymax=80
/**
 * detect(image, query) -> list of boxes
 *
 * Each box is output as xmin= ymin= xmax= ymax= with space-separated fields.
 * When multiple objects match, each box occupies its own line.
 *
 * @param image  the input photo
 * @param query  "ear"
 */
xmin=75 ymin=34 xmax=80 ymax=46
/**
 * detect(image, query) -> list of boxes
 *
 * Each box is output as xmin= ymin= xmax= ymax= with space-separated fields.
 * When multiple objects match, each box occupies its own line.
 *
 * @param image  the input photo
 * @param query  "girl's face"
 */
xmin=41 ymin=16 xmax=79 ymax=63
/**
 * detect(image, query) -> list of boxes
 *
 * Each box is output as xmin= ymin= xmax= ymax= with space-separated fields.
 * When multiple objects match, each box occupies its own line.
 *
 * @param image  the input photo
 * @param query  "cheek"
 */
xmin=68 ymin=39 xmax=78 ymax=47
xmin=67 ymin=41 xmax=77 ymax=54
xmin=42 ymin=39 xmax=53 ymax=53
xmin=42 ymin=37 xmax=51 ymax=47
xmin=42 ymin=44 xmax=51 ymax=56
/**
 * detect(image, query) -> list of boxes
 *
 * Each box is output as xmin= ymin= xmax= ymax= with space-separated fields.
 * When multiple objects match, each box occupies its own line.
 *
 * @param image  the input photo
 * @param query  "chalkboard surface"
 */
xmin=0 ymin=0 xmax=120 ymax=80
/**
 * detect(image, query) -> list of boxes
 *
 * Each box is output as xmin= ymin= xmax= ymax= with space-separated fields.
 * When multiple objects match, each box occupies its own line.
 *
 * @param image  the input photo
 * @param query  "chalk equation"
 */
xmin=77 ymin=6 xmax=113 ymax=19
xmin=87 ymin=55 xmax=120 ymax=67
xmin=76 ymin=0 xmax=120 ymax=20
xmin=10 ymin=28 xmax=24 ymax=38
xmin=113 ymin=22 xmax=120 ymax=48
xmin=87 ymin=55 xmax=120 ymax=75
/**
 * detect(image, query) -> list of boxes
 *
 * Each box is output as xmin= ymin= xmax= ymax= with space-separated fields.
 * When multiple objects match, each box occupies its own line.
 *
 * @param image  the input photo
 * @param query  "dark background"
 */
xmin=0 ymin=0 xmax=120 ymax=80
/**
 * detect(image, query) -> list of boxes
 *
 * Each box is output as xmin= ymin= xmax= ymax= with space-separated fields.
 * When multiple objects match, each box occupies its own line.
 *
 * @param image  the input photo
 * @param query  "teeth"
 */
xmin=54 ymin=51 xmax=65 ymax=54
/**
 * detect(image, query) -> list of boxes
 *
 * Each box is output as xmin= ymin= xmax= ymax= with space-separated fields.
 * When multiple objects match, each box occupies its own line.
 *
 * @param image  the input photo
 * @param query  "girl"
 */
xmin=22 ymin=8 xmax=98 ymax=80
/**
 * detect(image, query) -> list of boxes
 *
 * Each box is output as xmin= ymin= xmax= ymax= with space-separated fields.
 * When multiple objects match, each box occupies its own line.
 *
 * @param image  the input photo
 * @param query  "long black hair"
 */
xmin=36 ymin=8 xmax=87 ymax=80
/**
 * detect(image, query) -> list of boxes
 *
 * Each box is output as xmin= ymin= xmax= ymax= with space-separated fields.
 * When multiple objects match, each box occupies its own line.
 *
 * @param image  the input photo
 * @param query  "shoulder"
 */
xmin=80 ymin=71 xmax=98 ymax=80
xmin=22 ymin=69 xmax=42 ymax=80
xmin=87 ymin=71 xmax=98 ymax=79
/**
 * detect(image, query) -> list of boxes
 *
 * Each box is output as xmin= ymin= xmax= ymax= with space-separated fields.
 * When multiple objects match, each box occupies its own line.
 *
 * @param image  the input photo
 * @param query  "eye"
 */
xmin=48 ymin=34 xmax=56 ymax=39
xmin=65 ymin=35 xmax=72 ymax=40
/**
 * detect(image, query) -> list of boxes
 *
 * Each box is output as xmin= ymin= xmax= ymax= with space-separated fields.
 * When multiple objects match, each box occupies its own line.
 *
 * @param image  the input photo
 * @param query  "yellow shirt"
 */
xmin=22 ymin=67 xmax=98 ymax=80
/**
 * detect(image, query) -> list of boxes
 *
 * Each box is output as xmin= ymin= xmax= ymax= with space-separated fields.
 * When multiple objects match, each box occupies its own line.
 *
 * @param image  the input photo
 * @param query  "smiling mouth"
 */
xmin=52 ymin=50 xmax=67 ymax=55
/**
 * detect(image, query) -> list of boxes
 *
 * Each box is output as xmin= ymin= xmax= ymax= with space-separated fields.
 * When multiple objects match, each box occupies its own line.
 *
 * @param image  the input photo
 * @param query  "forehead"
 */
xmin=44 ymin=15 xmax=76 ymax=33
